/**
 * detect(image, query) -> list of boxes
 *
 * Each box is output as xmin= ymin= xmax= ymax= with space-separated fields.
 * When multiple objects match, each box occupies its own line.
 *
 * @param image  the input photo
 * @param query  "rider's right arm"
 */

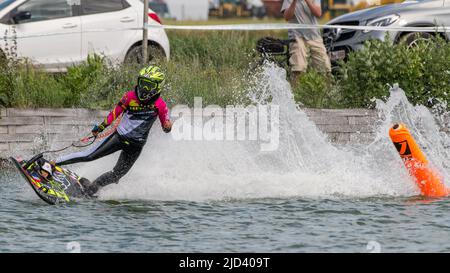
xmin=101 ymin=92 xmax=130 ymax=129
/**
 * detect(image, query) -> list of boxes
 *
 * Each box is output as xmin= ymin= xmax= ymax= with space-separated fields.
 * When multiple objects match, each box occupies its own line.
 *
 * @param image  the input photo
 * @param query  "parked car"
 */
xmin=0 ymin=0 xmax=170 ymax=72
xmin=323 ymin=0 xmax=450 ymax=65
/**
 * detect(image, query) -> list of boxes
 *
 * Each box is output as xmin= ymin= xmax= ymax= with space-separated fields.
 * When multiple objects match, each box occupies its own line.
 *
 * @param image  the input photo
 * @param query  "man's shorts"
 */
xmin=289 ymin=36 xmax=332 ymax=73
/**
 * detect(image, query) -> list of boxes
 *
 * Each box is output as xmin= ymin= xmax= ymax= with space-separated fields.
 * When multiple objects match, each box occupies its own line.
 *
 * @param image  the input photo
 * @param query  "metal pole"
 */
xmin=142 ymin=0 xmax=149 ymax=64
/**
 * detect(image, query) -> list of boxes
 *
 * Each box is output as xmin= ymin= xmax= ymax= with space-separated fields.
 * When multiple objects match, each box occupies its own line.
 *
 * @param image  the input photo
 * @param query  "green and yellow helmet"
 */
xmin=136 ymin=65 xmax=165 ymax=103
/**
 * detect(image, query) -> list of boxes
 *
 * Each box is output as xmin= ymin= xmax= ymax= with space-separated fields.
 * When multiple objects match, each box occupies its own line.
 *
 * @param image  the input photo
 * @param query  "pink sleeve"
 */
xmin=155 ymin=97 xmax=169 ymax=125
xmin=103 ymin=92 xmax=130 ymax=126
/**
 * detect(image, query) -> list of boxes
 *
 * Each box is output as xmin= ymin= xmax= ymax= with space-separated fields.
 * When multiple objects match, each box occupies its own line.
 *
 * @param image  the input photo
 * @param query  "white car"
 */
xmin=0 ymin=0 xmax=170 ymax=72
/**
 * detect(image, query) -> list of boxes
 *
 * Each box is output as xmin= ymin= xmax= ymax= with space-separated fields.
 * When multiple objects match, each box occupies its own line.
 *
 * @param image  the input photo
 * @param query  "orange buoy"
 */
xmin=389 ymin=123 xmax=448 ymax=197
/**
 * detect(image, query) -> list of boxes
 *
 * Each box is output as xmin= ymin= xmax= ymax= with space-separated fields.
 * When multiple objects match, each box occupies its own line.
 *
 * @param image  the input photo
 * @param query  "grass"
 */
xmin=0 ymin=28 xmax=289 ymax=109
xmin=163 ymin=18 xmax=286 ymax=25
xmin=161 ymin=29 xmax=288 ymax=107
xmin=163 ymin=16 xmax=329 ymax=25
xmin=0 ymin=23 xmax=449 ymax=111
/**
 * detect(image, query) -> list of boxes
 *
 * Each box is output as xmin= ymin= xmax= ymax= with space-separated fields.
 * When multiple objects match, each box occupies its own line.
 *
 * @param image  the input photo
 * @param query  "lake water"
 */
xmin=2 ymin=171 xmax=450 ymax=253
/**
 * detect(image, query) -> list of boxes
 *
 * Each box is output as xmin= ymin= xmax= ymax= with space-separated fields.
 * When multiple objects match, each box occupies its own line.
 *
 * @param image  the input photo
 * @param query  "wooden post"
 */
xmin=143 ymin=0 xmax=149 ymax=64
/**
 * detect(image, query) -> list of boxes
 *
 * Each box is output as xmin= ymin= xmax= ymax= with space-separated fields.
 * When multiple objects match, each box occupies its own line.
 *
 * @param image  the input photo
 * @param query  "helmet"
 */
xmin=136 ymin=65 xmax=165 ymax=103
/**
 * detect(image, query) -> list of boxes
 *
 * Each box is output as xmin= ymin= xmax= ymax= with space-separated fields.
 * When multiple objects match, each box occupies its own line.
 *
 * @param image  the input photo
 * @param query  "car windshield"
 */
xmin=0 ymin=0 xmax=15 ymax=11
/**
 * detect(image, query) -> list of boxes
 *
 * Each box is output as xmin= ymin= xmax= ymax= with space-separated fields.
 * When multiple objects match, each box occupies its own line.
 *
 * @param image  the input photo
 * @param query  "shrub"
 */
xmin=337 ymin=35 xmax=450 ymax=109
xmin=0 ymin=57 xmax=13 ymax=107
xmin=11 ymin=62 xmax=68 ymax=108
xmin=292 ymin=70 xmax=340 ymax=108
xmin=62 ymin=56 xmax=140 ymax=109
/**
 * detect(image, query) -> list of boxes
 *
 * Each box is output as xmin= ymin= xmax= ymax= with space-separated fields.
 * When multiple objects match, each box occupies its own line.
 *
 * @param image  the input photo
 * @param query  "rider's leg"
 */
xmin=85 ymin=144 xmax=143 ymax=195
xmin=56 ymin=133 xmax=123 ymax=166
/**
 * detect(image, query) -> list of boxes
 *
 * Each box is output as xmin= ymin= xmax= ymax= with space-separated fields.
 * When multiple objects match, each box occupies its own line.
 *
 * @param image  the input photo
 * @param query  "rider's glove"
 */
xmin=92 ymin=123 xmax=106 ymax=136
xmin=162 ymin=120 xmax=172 ymax=133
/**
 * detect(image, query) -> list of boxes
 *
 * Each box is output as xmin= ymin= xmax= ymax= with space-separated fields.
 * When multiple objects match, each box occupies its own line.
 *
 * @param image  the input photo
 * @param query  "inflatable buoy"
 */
xmin=389 ymin=123 xmax=448 ymax=197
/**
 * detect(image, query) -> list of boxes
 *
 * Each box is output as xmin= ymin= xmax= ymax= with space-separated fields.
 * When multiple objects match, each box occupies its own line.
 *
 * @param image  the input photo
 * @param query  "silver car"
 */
xmin=323 ymin=0 xmax=450 ymax=64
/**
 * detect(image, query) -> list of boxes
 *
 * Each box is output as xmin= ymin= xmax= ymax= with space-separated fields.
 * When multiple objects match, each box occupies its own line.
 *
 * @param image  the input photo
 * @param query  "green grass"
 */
xmin=0 ymin=29 xmax=289 ymax=109
xmin=0 ymin=29 xmax=449 ymax=110
xmin=162 ymin=30 xmax=287 ymax=107
xmin=163 ymin=17 xmax=328 ymax=25
xmin=164 ymin=18 xmax=286 ymax=25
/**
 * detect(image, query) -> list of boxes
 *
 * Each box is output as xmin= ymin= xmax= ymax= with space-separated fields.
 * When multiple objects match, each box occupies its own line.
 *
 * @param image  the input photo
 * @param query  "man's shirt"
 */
xmin=281 ymin=0 xmax=322 ymax=40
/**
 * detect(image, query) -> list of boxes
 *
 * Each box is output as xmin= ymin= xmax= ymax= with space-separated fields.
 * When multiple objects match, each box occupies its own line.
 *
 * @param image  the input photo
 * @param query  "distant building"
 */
xmin=165 ymin=0 xmax=209 ymax=20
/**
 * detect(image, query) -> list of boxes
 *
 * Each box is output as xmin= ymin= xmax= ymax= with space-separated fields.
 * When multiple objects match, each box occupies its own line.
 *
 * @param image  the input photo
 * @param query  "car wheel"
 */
xmin=124 ymin=43 xmax=165 ymax=65
xmin=400 ymin=32 xmax=434 ymax=49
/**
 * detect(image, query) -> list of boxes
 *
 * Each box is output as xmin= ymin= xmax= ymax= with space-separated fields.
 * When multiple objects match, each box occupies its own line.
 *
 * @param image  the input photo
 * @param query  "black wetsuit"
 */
xmin=57 ymin=133 xmax=143 ymax=196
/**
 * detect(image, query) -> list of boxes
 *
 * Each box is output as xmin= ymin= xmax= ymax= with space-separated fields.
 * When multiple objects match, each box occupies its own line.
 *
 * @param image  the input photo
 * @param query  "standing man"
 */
xmin=281 ymin=0 xmax=331 ymax=85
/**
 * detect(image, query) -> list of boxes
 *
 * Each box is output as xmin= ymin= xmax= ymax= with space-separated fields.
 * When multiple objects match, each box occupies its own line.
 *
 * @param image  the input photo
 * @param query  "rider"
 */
xmin=55 ymin=65 xmax=172 ymax=196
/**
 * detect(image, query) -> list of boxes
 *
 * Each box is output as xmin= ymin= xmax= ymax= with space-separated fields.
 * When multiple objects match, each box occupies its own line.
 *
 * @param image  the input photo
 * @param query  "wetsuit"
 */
xmin=56 ymin=90 xmax=170 ymax=195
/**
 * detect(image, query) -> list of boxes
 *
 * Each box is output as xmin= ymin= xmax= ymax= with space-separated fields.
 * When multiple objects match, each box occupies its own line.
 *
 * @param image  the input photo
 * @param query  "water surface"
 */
xmin=2 ymin=170 xmax=450 ymax=253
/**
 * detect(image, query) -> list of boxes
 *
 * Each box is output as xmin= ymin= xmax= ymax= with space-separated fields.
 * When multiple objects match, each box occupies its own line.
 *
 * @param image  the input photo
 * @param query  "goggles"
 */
xmin=137 ymin=77 xmax=160 ymax=101
xmin=138 ymin=77 xmax=159 ymax=92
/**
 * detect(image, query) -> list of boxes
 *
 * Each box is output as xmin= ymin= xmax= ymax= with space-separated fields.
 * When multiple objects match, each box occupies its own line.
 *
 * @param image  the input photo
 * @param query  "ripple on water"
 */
xmin=2 ymin=171 xmax=450 ymax=252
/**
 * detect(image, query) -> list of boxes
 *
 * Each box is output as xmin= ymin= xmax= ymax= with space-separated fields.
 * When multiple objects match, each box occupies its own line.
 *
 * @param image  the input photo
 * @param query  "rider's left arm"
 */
xmin=155 ymin=98 xmax=172 ymax=133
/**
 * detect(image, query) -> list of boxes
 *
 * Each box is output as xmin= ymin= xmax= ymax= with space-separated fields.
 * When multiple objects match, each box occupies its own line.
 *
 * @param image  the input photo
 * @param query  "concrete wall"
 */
xmin=0 ymin=108 xmax=108 ymax=159
xmin=0 ymin=107 xmax=384 ymax=160
xmin=304 ymin=108 xmax=380 ymax=145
